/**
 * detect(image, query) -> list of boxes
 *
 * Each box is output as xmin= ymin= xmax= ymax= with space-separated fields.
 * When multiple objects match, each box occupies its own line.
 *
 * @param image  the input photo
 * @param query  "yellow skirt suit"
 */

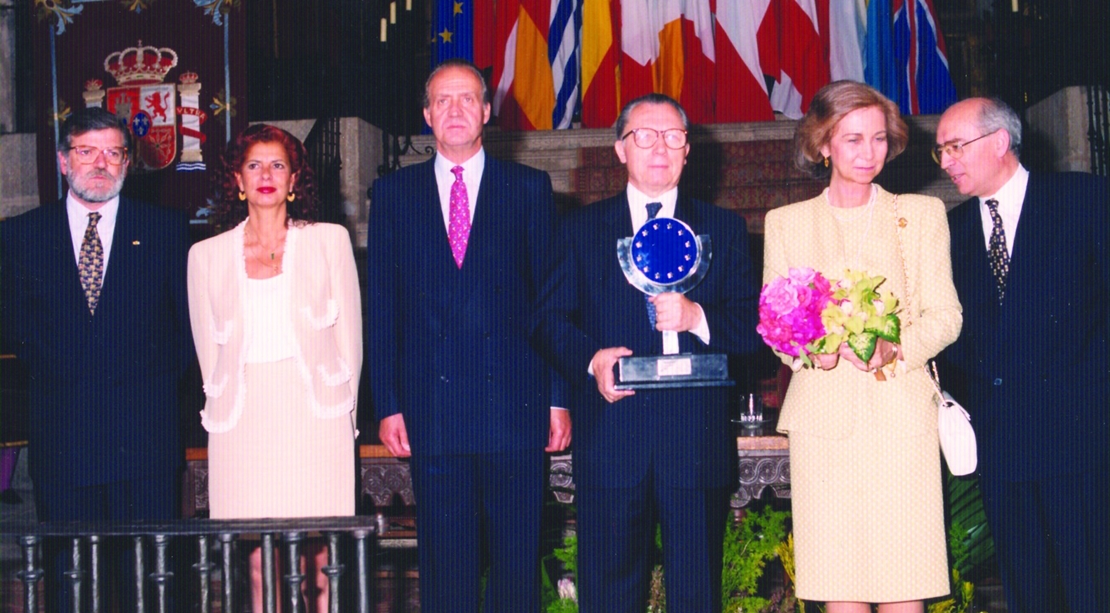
xmin=762 ymin=187 xmax=962 ymax=602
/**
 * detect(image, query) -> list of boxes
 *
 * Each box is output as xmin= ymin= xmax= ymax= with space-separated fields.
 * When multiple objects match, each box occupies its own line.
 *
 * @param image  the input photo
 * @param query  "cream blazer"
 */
xmin=763 ymin=187 xmax=962 ymax=439
xmin=187 ymin=221 xmax=363 ymax=433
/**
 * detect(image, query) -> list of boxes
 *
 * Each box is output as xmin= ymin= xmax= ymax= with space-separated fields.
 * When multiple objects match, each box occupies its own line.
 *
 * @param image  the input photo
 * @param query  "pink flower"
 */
xmin=757 ymin=268 xmax=833 ymax=358
xmin=761 ymin=276 xmax=800 ymax=316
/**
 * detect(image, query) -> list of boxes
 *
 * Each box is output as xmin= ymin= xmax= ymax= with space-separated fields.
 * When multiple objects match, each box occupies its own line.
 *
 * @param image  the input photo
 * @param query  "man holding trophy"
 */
xmin=531 ymin=94 xmax=762 ymax=613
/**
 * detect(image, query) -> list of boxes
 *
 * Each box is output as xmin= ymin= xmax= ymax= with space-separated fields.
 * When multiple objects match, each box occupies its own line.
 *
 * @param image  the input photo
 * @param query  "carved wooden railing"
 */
xmin=184 ymin=438 xmax=791 ymax=522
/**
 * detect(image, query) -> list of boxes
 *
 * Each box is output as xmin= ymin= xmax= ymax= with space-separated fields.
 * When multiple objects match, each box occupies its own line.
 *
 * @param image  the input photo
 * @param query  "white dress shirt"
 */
xmin=434 ymin=149 xmax=485 ymax=229
xmin=626 ymin=183 xmax=678 ymax=230
xmin=67 ymin=193 xmax=120 ymax=267
xmin=978 ymin=164 xmax=1029 ymax=258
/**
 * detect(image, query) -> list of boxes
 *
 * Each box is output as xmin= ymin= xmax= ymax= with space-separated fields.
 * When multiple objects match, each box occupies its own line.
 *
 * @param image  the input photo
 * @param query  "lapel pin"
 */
xmin=132 ymin=240 xmax=141 ymax=245
xmin=898 ymin=217 xmax=908 ymax=228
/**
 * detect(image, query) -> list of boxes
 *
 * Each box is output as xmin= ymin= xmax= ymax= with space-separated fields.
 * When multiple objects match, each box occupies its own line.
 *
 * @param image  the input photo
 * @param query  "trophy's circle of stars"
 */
xmin=633 ymin=221 xmax=696 ymax=282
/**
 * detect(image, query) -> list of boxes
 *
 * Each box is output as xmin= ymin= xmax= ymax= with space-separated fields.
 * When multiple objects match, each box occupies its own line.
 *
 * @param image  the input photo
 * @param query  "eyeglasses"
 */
xmin=68 ymin=146 xmax=129 ymax=166
xmin=620 ymin=128 xmax=688 ymax=150
xmin=931 ymin=130 xmax=997 ymax=165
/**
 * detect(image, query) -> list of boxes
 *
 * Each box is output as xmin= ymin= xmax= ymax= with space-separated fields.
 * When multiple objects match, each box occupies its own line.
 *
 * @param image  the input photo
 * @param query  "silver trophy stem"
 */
xmin=662 ymin=330 xmax=679 ymax=355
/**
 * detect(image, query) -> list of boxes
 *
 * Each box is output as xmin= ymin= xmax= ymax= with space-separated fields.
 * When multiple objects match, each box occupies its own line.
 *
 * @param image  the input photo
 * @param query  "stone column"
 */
xmin=1026 ymin=86 xmax=1095 ymax=173
xmin=0 ymin=0 xmax=15 ymax=133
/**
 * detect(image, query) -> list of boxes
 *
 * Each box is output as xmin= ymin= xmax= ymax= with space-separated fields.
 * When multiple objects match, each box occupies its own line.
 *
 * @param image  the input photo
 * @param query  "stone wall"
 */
xmin=0 ymin=133 xmax=37 ymax=220
xmin=1025 ymin=86 xmax=1098 ymax=173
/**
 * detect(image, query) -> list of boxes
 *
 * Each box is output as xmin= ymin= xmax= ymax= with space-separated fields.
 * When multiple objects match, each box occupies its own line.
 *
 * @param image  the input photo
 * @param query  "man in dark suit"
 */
xmin=365 ymin=59 xmax=570 ymax=613
xmin=0 ymin=108 xmax=192 ymax=609
xmin=936 ymin=97 xmax=1109 ymax=613
xmin=530 ymin=94 xmax=762 ymax=613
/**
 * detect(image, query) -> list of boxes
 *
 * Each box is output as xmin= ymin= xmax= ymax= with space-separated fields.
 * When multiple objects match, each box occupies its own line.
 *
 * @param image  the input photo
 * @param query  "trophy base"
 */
xmin=614 ymin=353 xmax=733 ymax=390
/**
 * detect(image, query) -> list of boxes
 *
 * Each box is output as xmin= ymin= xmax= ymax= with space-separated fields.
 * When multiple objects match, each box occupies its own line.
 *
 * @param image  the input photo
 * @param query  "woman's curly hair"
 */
xmin=208 ymin=124 xmax=319 ymax=229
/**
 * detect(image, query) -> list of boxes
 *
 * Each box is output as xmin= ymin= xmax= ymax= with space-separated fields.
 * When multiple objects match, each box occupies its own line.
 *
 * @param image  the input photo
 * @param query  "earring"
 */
xmin=286 ymin=193 xmax=296 ymax=202
xmin=238 ymin=191 xmax=246 ymax=201
xmin=823 ymin=157 xmax=830 ymax=168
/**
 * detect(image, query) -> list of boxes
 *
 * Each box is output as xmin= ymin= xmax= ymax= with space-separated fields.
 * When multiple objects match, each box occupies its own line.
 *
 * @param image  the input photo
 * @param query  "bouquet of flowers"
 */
xmin=756 ymin=267 xmax=834 ymax=365
xmin=757 ymin=267 xmax=902 ymax=371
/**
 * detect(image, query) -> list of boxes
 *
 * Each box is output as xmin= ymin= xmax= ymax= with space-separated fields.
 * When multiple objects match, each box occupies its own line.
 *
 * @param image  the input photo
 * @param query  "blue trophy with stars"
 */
xmin=615 ymin=217 xmax=731 ymax=389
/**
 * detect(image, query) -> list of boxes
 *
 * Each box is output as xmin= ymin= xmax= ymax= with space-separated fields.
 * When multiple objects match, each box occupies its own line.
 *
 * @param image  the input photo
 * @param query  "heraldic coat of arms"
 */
xmin=83 ymin=41 xmax=184 ymax=172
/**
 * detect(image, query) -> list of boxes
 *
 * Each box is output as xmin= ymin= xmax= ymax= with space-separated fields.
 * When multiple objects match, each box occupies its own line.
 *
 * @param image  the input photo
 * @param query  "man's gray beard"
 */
xmin=70 ymin=170 xmax=127 ymax=203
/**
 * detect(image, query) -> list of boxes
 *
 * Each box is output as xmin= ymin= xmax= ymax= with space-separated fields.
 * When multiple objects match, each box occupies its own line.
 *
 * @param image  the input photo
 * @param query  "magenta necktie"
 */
xmin=448 ymin=165 xmax=471 ymax=268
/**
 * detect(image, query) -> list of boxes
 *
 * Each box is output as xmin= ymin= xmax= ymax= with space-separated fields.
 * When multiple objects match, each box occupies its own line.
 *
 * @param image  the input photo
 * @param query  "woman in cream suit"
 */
xmin=188 ymin=124 xmax=361 ymax=611
xmin=763 ymin=82 xmax=961 ymax=612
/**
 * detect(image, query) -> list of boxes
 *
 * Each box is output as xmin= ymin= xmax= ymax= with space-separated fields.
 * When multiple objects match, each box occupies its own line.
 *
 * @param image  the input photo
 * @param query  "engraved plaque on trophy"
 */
xmin=614 ymin=217 xmax=732 ymax=390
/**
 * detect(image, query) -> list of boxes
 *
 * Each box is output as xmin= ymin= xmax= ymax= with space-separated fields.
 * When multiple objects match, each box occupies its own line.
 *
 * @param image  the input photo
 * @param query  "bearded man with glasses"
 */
xmin=531 ymin=93 xmax=763 ymax=613
xmin=937 ymin=97 xmax=1109 ymax=613
xmin=0 ymin=107 xmax=192 ymax=612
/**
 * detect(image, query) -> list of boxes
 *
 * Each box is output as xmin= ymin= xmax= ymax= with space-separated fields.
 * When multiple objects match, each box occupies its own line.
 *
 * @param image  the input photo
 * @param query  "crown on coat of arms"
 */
xmin=103 ymin=41 xmax=179 ymax=86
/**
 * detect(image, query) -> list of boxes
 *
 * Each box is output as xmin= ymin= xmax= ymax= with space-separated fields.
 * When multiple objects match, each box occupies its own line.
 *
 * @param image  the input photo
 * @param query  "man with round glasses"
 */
xmin=937 ymin=97 xmax=1109 ymax=613
xmin=532 ymin=93 xmax=762 ymax=612
xmin=0 ymin=107 xmax=192 ymax=611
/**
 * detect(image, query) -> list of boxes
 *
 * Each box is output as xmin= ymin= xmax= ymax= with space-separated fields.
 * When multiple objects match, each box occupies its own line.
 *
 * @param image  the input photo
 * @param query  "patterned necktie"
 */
xmin=78 ymin=211 xmax=105 ymax=314
xmin=448 ymin=165 xmax=472 ymax=268
xmin=984 ymin=198 xmax=1010 ymax=302
xmin=644 ymin=202 xmax=662 ymax=328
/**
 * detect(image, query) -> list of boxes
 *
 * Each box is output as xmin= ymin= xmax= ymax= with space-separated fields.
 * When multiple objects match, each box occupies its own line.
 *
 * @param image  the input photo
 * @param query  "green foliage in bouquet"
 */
xmin=808 ymin=271 xmax=901 ymax=363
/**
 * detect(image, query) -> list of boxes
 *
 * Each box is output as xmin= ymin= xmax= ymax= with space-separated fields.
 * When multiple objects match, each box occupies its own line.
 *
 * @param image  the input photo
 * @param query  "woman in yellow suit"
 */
xmin=763 ymin=81 xmax=962 ymax=613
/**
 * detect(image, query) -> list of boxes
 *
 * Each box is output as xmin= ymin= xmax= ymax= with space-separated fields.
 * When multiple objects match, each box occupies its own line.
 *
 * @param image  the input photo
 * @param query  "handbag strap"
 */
xmin=925 ymin=360 xmax=945 ymax=399
xmin=892 ymin=195 xmax=944 ymax=385
xmin=892 ymin=194 xmax=912 ymax=321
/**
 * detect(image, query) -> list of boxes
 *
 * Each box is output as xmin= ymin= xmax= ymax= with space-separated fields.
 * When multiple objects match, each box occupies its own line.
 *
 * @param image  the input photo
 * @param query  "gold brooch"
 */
xmin=898 ymin=217 xmax=908 ymax=228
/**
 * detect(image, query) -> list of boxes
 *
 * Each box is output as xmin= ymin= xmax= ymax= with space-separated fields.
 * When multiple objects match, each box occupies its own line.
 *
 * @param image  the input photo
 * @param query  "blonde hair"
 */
xmin=793 ymin=80 xmax=909 ymax=178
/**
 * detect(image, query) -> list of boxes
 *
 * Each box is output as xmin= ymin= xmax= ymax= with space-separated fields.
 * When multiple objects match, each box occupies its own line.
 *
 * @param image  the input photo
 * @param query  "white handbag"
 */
xmin=927 ymin=362 xmax=978 ymax=476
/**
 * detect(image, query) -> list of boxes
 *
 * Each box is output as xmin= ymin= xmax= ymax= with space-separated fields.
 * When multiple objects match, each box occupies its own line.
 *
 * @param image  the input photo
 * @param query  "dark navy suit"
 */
xmin=0 ymin=196 xmax=192 ymax=608
xmin=531 ymin=192 xmax=761 ymax=613
xmin=941 ymin=172 xmax=1109 ymax=613
xmin=366 ymin=155 xmax=557 ymax=612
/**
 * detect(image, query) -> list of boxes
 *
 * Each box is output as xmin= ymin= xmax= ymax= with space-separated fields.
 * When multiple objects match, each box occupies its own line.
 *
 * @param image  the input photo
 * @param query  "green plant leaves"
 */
xmin=846 ymin=331 xmax=878 ymax=363
xmin=866 ymin=313 xmax=901 ymax=343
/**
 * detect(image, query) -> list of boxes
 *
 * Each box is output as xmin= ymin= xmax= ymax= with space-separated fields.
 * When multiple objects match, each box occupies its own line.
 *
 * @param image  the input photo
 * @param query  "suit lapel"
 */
xmin=950 ymin=199 xmax=1004 ymax=343
xmin=44 ymin=201 xmax=90 ymax=320
xmin=601 ymin=192 xmax=635 ymax=296
xmin=96 ymin=198 xmax=142 ymax=322
xmin=455 ymin=157 xmax=502 ymax=285
xmin=100 ymin=198 xmax=129 ymax=298
xmin=673 ymin=193 xmax=704 ymax=231
xmin=672 ymin=194 xmax=709 ymax=353
xmin=1007 ymin=173 xmax=1048 ymax=286
xmin=404 ymin=160 xmax=462 ymax=323
xmin=954 ymin=201 xmax=992 ymax=286
xmin=607 ymin=193 xmax=671 ymax=351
